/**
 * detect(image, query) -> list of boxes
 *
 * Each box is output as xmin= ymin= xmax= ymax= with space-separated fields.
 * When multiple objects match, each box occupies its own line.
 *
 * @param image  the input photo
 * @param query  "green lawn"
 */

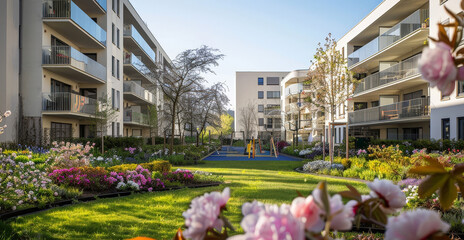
xmin=1 ymin=161 xmax=369 ymax=240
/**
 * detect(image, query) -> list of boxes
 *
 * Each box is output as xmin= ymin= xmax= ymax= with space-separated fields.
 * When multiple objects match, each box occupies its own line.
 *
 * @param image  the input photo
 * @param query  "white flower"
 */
xmin=116 ymin=182 xmax=126 ymax=190
xmin=385 ymin=209 xmax=450 ymax=240
xmin=242 ymin=200 xmax=265 ymax=216
xmin=367 ymin=179 xmax=406 ymax=214
xmin=312 ymin=189 xmax=355 ymax=230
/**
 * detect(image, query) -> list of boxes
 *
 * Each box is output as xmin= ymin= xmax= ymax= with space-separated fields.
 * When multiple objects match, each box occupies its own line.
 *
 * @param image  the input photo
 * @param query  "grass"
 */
xmin=1 ymin=160 xmax=370 ymax=240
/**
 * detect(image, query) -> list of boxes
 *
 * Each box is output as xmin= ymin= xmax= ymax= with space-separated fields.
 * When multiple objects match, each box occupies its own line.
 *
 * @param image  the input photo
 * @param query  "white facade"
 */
xmin=235 ymin=71 xmax=288 ymax=140
xmin=0 ymin=0 xmax=172 ymax=144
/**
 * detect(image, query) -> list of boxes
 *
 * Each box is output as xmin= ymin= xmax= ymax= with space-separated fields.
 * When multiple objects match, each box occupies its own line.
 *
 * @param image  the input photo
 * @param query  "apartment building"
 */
xmin=280 ymin=69 xmax=324 ymax=143
xmin=0 ymin=0 xmax=172 ymax=144
xmin=235 ymin=71 xmax=288 ymax=140
xmin=337 ymin=0 xmax=431 ymax=141
xmin=429 ymin=0 xmax=464 ymax=140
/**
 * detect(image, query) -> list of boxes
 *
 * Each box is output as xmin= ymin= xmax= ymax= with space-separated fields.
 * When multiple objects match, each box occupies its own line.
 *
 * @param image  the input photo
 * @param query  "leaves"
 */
xmin=339 ymin=184 xmax=362 ymax=202
xmin=317 ymin=181 xmax=331 ymax=216
xmin=440 ymin=177 xmax=458 ymax=210
xmin=418 ymin=174 xmax=449 ymax=199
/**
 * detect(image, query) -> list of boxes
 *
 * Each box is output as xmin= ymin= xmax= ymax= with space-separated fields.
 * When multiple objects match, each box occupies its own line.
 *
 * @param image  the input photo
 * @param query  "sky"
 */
xmin=130 ymin=0 xmax=384 ymax=111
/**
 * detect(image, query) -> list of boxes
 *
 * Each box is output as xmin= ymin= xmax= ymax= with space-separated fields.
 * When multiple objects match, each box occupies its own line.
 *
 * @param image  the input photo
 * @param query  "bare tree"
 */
xmin=152 ymin=46 xmax=224 ymax=153
xmin=306 ymin=33 xmax=357 ymax=163
xmin=91 ymin=95 xmax=118 ymax=154
xmin=239 ymin=102 xmax=258 ymax=140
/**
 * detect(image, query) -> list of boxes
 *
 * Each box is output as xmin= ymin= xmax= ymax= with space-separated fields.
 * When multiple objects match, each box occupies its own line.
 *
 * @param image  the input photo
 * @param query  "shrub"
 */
xmin=343 ymin=168 xmax=360 ymax=178
xmin=359 ymin=169 xmax=377 ymax=181
xmin=14 ymin=155 xmax=30 ymax=163
xmin=108 ymin=160 xmax=171 ymax=174
xmin=162 ymin=169 xmax=195 ymax=184
xmin=276 ymin=141 xmax=290 ymax=152
xmin=49 ymin=141 xmax=93 ymax=168
xmin=329 ymin=169 xmax=343 ymax=177
xmin=31 ymin=157 xmax=47 ymax=164
xmin=163 ymin=154 xmax=186 ymax=165
xmin=341 ymin=158 xmax=351 ymax=168
xmin=350 ymin=157 xmax=366 ymax=169
xmin=48 ymin=167 xmax=114 ymax=192
xmin=302 ymin=160 xmax=331 ymax=173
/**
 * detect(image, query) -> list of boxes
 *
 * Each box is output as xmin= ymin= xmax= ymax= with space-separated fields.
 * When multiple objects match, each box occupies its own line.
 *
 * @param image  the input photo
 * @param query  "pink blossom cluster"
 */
xmin=182 ymin=188 xmax=230 ymax=240
xmin=49 ymin=141 xmax=94 ymax=168
xmin=124 ymin=147 xmax=137 ymax=154
xmin=48 ymin=167 xmax=114 ymax=191
xmin=124 ymin=165 xmax=153 ymax=190
xmin=357 ymin=149 xmax=367 ymax=156
xmin=419 ymin=42 xmax=464 ymax=95
xmin=163 ymin=169 xmax=195 ymax=184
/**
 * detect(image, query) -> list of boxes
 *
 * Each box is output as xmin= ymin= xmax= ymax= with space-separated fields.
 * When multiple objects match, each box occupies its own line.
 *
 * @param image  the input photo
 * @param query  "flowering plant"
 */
xmin=49 ymin=141 xmax=94 ymax=168
xmin=418 ymin=3 xmax=464 ymax=95
xmin=48 ymin=167 xmax=114 ymax=192
xmin=0 ymin=110 xmax=11 ymax=135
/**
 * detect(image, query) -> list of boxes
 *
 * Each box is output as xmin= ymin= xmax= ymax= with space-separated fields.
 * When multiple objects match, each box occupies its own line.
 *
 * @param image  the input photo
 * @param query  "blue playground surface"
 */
xmin=203 ymin=146 xmax=302 ymax=161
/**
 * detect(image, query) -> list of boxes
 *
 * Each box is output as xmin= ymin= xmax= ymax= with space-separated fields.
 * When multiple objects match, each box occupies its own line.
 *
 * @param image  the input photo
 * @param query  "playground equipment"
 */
xmin=246 ymin=137 xmax=278 ymax=158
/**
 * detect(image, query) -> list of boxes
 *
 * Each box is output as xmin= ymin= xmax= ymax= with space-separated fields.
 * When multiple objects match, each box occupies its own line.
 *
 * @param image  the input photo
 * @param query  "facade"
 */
xmin=280 ymin=69 xmax=324 ymax=143
xmin=235 ymin=71 xmax=288 ymax=140
xmin=0 ymin=0 xmax=172 ymax=144
xmin=338 ymin=0 xmax=432 ymax=141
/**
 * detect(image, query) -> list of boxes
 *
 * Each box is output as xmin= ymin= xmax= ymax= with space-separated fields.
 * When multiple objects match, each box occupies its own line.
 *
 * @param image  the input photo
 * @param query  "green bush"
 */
xmin=329 ymin=169 xmax=343 ymax=177
xmin=31 ymin=157 xmax=47 ymax=164
xmin=350 ymin=157 xmax=366 ymax=169
xmin=162 ymin=154 xmax=186 ymax=166
xmin=14 ymin=155 xmax=30 ymax=163
xmin=359 ymin=169 xmax=377 ymax=181
xmin=342 ymin=168 xmax=360 ymax=178
xmin=108 ymin=160 xmax=171 ymax=173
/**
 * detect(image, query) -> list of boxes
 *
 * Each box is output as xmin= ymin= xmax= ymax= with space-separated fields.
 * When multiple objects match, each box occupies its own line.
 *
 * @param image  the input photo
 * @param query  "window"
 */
xmin=117 ymin=59 xmax=120 ymax=79
xmin=258 ymin=78 xmax=263 ymax=85
xmin=112 ymin=122 xmax=115 ymax=137
xmin=458 ymin=81 xmax=464 ymax=97
xmin=112 ymin=56 xmax=115 ymax=77
xmin=117 ymin=122 xmax=120 ymax=137
xmin=112 ymin=88 xmax=116 ymax=109
xmin=112 ymin=0 xmax=116 ymax=13
xmin=116 ymin=28 xmax=120 ymax=48
xmin=387 ymin=128 xmax=398 ymax=140
xmin=117 ymin=0 xmax=120 ymax=16
xmin=266 ymin=77 xmax=279 ymax=85
xmin=116 ymin=90 xmax=120 ymax=110
xmin=258 ymin=91 xmax=264 ymax=99
xmin=267 ymin=91 xmax=280 ymax=99
xmin=258 ymin=118 xmax=264 ymax=126
xmin=442 ymin=118 xmax=450 ymax=140
xmin=403 ymin=128 xmax=422 ymax=141
xmin=113 ymin=0 xmax=119 ymax=16
xmin=51 ymin=122 xmax=72 ymax=140
xmin=458 ymin=117 xmax=464 ymax=140
xmin=258 ymin=105 xmax=264 ymax=112
xmin=371 ymin=101 xmax=379 ymax=108
xmin=275 ymin=118 xmax=281 ymax=129
xmin=112 ymin=23 xmax=115 ymax=44
xmin=267 ymin=118 xmax=273 ymax=129
xmin=354 ymin=102 xmax=368 ymax=110
xmin=403 ymin=90 xmax=423 ymax=101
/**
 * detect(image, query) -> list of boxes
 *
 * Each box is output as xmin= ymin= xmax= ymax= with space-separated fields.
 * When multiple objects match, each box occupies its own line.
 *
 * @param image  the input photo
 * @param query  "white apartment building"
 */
xmin=235 ymin=71 xmax=288 ymax=140
xmin=0 ymin=0 xmax=172 ymax=144
xmin=280 ymin=69 xmax=324 ymax=143
xmin=337 ymin=0 xmax=431 ymax=141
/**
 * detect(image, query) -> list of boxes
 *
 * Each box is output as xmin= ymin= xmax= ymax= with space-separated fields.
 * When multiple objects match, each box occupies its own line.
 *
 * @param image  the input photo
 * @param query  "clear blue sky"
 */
xmin=130 ymin=0 xmax=383 ymax=110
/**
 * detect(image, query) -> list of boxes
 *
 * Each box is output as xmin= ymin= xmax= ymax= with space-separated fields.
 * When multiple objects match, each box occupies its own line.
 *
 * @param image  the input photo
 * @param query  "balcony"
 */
xmin=347 ymin=9 xmax=429 ymax=70
xmin=123 ymin=81 xmax=155 ymax=105
xmin=124 ymin=109 xmax=150 ymax=126
xmin=42 ymin=92 xmax=96 ymax=118
xmin=42 ymin=46 xmax=106 ymax=84
xmin=123 ymin=24 xmax=156 ymax=67
xmin=285 ymin=83 xmax=311 ymax=97
xmin=123 ymin=52 xmax=155 ymax=84
xmin=353 ymin=54 xmax=425 ymax=96
xmin=348 ymin=97 xmax=430 ymax=126
xmin=264 ymin=106 xmax=281 ymax=116
xmin=42 ymin=0 xmax=106 ymax=49
xmin=76 ymin=0 xmax=107 ymax=15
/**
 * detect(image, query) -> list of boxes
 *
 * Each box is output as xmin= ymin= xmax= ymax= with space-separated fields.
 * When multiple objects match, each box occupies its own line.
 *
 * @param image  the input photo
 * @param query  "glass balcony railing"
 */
xmin=123 ymin=24 xmax=156 ymax=63
xmin=123 ymin=81 xmax=155 ymax=104
xmin=354 ymin=53 xmax=422 ymax=95
xmin=124 ymin=109 xmax=150 ymax=125
xmin=42 ymin=0 xmax=107 ymax=46
xmin=42 ymin=45 xmax=107 ymax=81
xmin=348 ymin=97 xmax=430 ymax=125
xmin=264 ymin=106 xmax=281 ymax=115
xmin=348 ymin=9 xmax=429 ymax=67
xmin=42 ymin=92 xmax=97 ymax=115
xmin=285 ymin=83 xmax=303 ymax=96
xmin=95 ymin=0 xmax=107 ymax=11
xmin=124 ymin=52 xmax=152 ymax=76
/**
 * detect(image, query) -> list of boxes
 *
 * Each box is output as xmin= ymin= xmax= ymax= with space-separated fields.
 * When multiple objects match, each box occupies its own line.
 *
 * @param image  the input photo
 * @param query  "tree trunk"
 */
xmin=322 ymin=124 xmax=326 ymax=161
xmin=170 ymin=104 xmax=176 ymax=154
xmin=101 ymin=133 xmax=104 ymax=154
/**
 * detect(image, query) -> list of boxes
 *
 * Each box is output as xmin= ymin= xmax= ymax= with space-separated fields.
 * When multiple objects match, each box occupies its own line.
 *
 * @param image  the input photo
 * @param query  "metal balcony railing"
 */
xmin=42 ymin=92 xmax=97 ymax=115
xmin=123 ymin=24 xmax=156 ymax=63
xmin=42 ymin=45 xmax=106 ymax=81
xmin=348 ymin=97 xmax=430 ymax=124
xmin=42 ymin=0 xmax=106 ymax=45
xmin=354 ymin=54 xmax=422 ymax=95
xmin=124 ymin=109 xmax=149 ymax=125
xmin=123 ymin=81 xmax=155 ymax=104
xmin=348 ymin=9 xmax=429 ymax=67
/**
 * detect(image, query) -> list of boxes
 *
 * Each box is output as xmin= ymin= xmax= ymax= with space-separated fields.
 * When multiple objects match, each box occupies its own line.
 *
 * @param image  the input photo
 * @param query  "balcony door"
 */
xmin=50 ymin=79 xmax=71 ymax=111
xmin=51 ymin=36 xmax=70 ymax=64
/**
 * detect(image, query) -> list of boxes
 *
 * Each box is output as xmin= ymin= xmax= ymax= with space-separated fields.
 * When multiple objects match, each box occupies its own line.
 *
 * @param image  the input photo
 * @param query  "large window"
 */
xmin=403 ymin=128 xmax=422 ymax=141
xmin=267 ymin=118 xmax=273 ymax=129
xmin=51 ymin=122 xmax=72 ymax=140
xmin=258 ymin=78 xmax=263 ymax=86
xmin=116 ymin=59 xmax=120 ymax=79
xmin=403 ymin=90 xmax=423 ymax=101
xmin=258 ymin=118 xmax=264 ymax=126
xmin=267 ymin=91 xmax=280 ymax=99
xmin=442 ymin=118 xmax=450 ymax=140
xmin=258 ymin=91 xmax=264 ymax=99
xmin=459 ymin=117 xmax=464 ymax=140
xmin=258 ymin=105 xmax=264 ymax=112
xmin=387 ymin=128 xmax=398 ymax=140
xmin=458 ymin=81 xmax=464 ymax=97
xmin=266 ymin=77 xmax=279 ymax=85
xmin=112 ymin=56 xmax=115 ymax=77
xmin=112 ymin=23 xmax=115 ymax=44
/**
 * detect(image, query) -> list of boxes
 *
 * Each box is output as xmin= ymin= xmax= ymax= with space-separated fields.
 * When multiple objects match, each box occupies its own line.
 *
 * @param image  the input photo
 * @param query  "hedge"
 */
xmin=108 ymin=160 xmax=171 ymax=173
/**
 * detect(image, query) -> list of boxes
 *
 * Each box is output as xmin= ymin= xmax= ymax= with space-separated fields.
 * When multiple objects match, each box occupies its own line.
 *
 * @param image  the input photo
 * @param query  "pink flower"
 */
xmin=182 ymin=188 xmax=230 ymax=240
xmin=241 ymin=200 xmax=265 ymax=216
xmin=385 ymin=209 xmax=449 ymax=240
xmin=419 ymin=42 xmax=457 ymax=95
xmin=312 ymin=189 xmax=355 ymax=231
xmin=367 ymin=179 xmax=406 ymax=214
xmin=230 ymin=204 xmax=305 ymax=240
xmin=290 ymin=196 xmax=324 ymax=232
